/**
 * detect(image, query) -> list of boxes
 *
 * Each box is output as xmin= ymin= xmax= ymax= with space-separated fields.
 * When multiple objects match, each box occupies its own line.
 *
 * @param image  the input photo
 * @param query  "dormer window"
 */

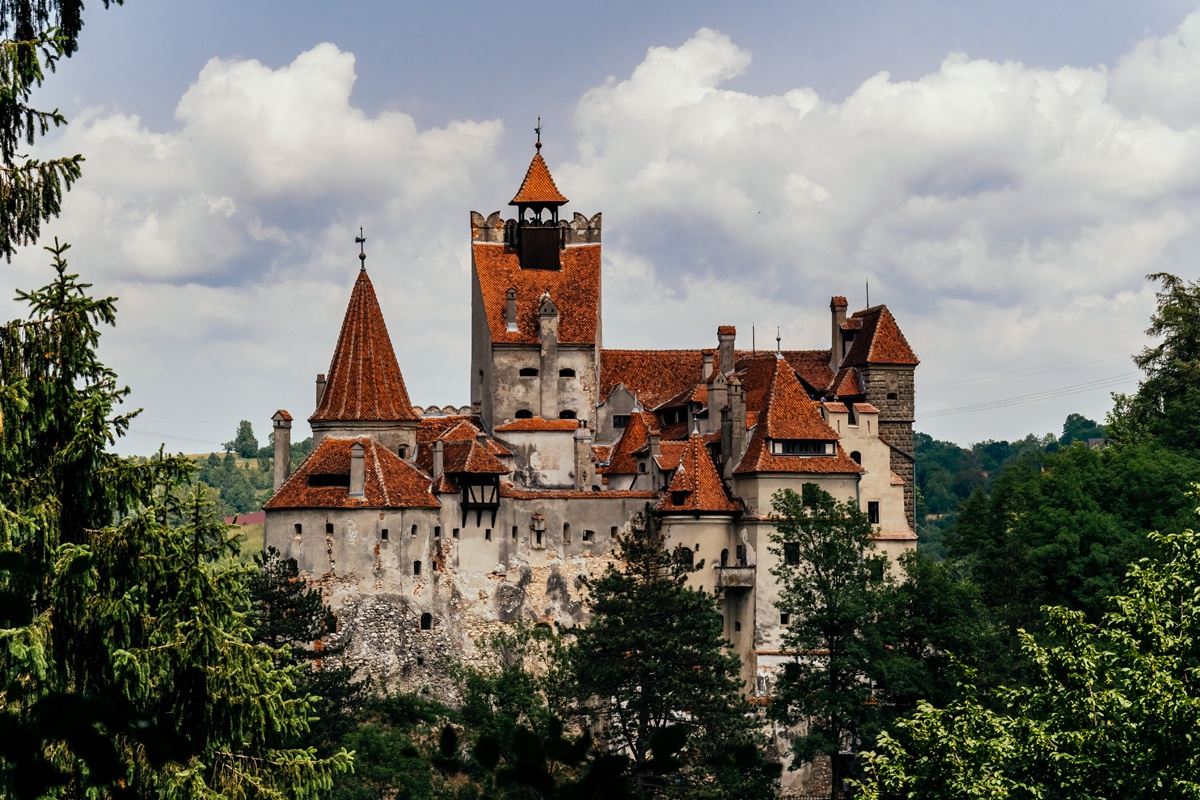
xmin=671 ymin=491 xmax=689 ymax=506
xmin=775 ymin=440 xmax=833 ymax=456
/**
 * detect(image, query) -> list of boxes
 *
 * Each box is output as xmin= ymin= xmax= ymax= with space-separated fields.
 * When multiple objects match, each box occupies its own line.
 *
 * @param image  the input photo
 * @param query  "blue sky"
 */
xmin=9 ymin=1 xmax=1200 ymax=453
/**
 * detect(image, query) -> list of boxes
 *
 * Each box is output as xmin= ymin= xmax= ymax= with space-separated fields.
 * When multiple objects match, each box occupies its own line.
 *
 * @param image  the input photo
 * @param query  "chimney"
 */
xmin=647 ymin=429 xmax=662 ymax=490
xmin=272 ymin=410 xmax=293 ymax=491
xmin=573 ymin=420 xmax=594 ymax=490
xmin=725 ymin=376 xmax=747 ymax=479
xmin=538 ymin=293 xmax=559 ymax=418
xmin=505 ymin=287 xmax=518 ymax=331
xmin=349 ymin=440 xmax=366 ymax=498
xmin=717 ymin=326 xmax=736 ymax=375
xmin=830 ymin=296 xmax=848 ymax=369
xmin=702 ymin=351 xmax=714 ymax=381
xmin=709 ymin=370 xmax=727 ymax=437
xmin=315 ymin=373 xmax=327 ymax=408
xmin=433 ymin=439 xmax=445 ymax=478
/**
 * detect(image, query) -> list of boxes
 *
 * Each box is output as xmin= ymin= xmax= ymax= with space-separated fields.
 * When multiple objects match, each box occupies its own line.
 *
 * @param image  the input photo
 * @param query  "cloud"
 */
xmin=15 ymin=15 xmax=1200 ymax=453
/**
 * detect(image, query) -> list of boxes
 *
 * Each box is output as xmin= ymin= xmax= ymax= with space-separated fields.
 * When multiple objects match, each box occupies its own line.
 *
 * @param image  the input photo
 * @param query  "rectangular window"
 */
xmin=613 ymin=414 xmax=630 ymax=429
xmin=583 ymin=530 xmax=594 ymax=542
xmin=784 ymin=542 xmax=800 ymax=566
xmin=536 ymin=531 xmax=543 ymax=546
xmin=512 ymin=526 xmax=518 ymax=540
xmin=563 ymin=523 xmax=571 ymax=544
xmin=413 ymin=560 xmax=422 ymax=576
xmin=325 ymin=522 xmax=334 ymax=534
xmin=780 ymin=439 xmax=825 ymax=455
xmin=485 ymin=529 xmax=492 ymax=541
xmin=801 ymin=483 xmax=819 ymax=507
xmin=868 ymin=501 xmax=880 ymax=525
xmin=381 ymin=528 xmax=389 ymax=541
xmin=411 ymin=524 xmax=418 ymax=537
xmin=294 ymin=523 xmax=302 ymax=536
xmin=611 ymin=526 xmax=618 ymax=538
xmin=434 ymin=526 xmax=442 ymax=538
xmin=780 ymin=612 xmax=790 ymax=626
xmin=453 ymin=528 xmax=460 ymax=539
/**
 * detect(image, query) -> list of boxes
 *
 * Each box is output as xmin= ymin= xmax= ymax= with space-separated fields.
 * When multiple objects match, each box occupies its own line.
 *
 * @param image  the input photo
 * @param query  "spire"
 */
xmin=510 ymin=121 xmax=568 ymax=208
xmin=656 ymin=432 xmax=742 ymax=515
xmin=310 ymin=268 xmax=420 ymax=423
xmin=355 ymin=226 xmax=367 ymax=270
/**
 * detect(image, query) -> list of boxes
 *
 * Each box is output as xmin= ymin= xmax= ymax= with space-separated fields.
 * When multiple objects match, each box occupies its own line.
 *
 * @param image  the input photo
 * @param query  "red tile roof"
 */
xmin=734 ymin=438 xmax=864 ymax=475
xmin=823 ymin=402 xmax=849 ymax=413
xmin=853 ymin=402 xmax=880 ymax=414
xmin=717 ymin=325 xmax=736 ymax=335
xmin=500 ymin=485 xmax=658 ymax=500
xmin=830 ymin=296 xmax=848 ymax=308
xmin=599 ymin=349 xmax=708 ymax=408
xmin=436 ymin=419 xmax=513 ymax=456
xmin=510 ymin=152 xmax=569 ymax=206
xmin=841 ymin=305 xmax=919 ymax=367
xmin=441 ymin=439 xmax=510 ymax=475
xmin=495 ymin=417 xmax=581 ymax=433
xmin=601 ymin=410 xmax=654 ymax=475
xmin=760 ymin=356 xmax=841 ymax=442
xmin=653 ymin=440 xmax=689 ymax=472
xmin=890 ymin=471 xmax=905 ymax=485
xmin=782 ymin=350 xmax=835 ymax=392
xmin=830 ymin=367 xmax=864 ymax=397
xmin=417 ymin=415 xmax=482 ymax=442
xmin=656 ymin=434 xmax=742 ymax=515
xmin=274 ymin=409 xmax=293 ymax=421
xmin=265 ymin=436 xmax=440 ymax=510
xmin=473 ymin=244 xmax=600 ymax=345
xmin=310 ymin=269 xmax=420 ymax=423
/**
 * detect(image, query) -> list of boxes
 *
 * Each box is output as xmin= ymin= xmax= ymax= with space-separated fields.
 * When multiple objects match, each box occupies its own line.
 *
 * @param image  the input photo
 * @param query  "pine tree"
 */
xmin=225 ymin=420 xmax=259 ymax=458
xmin=0 ymin=244 xmax=350 ymax=798
xmin=568 ymin=510 xmax=779 ymax=799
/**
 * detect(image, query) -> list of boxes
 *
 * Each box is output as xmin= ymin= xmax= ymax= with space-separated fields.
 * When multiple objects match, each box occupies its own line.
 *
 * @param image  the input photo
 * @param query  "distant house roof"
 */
xmin=309 ymin=269 xmax=419 ymax=424
xmin=265 ymin=436 xmax=439 ymax=510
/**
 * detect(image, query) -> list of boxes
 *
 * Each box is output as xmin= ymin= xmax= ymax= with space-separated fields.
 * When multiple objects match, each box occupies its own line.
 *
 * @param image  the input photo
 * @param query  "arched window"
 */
xmin=519 ymin=367 xmax=539 ymax=377
xmin=850 ymin=451 xmax=862 ymax=464
xmin=559 ymin=409 xmax=577 ymax=420
xmin=420 ymin=613 xmax=432 ymax=630
xmin=559 ymin=368 xmax=576 ymax=378
xmin=515 ymin=409 xmax=533 ymax=419
xmin=413 ymin=560 xmax=422 ymax=576
xmin=720 ymin=549 xmax=729 ymax=567
xmin=638 ymin=461 xmax=647 ymax=474
xmin=398 ymin=445 xmax=408 ymax=459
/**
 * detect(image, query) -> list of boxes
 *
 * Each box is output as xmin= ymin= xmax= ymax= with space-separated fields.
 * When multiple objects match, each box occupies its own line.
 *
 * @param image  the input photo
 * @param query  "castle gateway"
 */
xmin=263 ymin=142 xmax=918 ymax=696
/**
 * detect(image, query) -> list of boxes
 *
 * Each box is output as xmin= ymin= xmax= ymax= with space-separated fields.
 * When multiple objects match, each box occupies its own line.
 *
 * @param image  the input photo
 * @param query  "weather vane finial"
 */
xmin=535 ymin=116 xmax=542 ymax=151
xmin=355 ymin=226 xmax=367 ymax=269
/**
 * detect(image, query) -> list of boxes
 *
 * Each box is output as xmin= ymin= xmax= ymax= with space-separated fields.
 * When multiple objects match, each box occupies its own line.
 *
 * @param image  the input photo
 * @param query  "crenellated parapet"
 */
xmin=470 ymin=210 xmax=602 ymax=246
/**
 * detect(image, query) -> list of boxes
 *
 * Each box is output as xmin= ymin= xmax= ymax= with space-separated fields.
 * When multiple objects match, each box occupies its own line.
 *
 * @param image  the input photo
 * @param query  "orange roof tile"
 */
xmin=734 ymin=438 xmax=865 ymax=476
xmin=274 ymin=409 xmax=293 ymax=421
xmin=432 ymin=474 xmax=459 ymax=494
xmin=592 ymin=444 xmax=614 ymax=463
xmin=415 ymin=437 xmax=510 ymax=477
xmin=656 ymin=434 xmax=742 ymax=515
xmin=830 ymin=296 xmax=848 ymax=308
xmin=717 ymin=325 xmax=737 ymax=335
xmin=823 ymin=402 xmax=849 ymax=413
xmin=510 ymin=152 xmax=569 ymax=206
xmin=473 ymin=244 xmax=600 ymax=345
xmin=782 ymin=350 xmax=836 ymax=392
xmin=760 ymin=356 xmax=842 ymax=442
xmin=871 ymin=531 xmax=919 ymax=541
xmin=830 ymin=367 xmax=864 ymax=397
xmin=601 ymin=349 xmax=708 ymax=408
xmin=841 ymin=305 xmax=919 ymax=367
xmin=653 ymin=440 xmax=689 ymax=472
xmin=495 ymin=417 xmax=581 ymax=433
xmin=602 ymin=410 xmax=653 ymax=475
xmin=890 ymin=471 xmax=906 ymax=485
xmin=265 ymin=436 xmax=439 ymax=510
xmin=418 ymin=415 xmax=481 ymax=441
xmin=500 ymin=485 xmax=658 ymax=500
xmin=310 ymin=269 xmax=419 ymax=424
xmin=853 ymin=402 xmax=880 ymax=414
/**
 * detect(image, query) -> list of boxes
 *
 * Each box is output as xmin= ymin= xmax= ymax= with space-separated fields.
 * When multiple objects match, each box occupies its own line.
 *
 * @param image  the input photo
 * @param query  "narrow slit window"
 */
xmin=381 ymin=528 xmax=389 ymax=541
xmin=512 ymin=526 xmax=518 ymax=540
xmin=536 ymin=530 xmax=543 ymax=546
xmin=868 ymin=501 xmax=880 ymax=525
xmin=434 ymin=526 xmax=442 ymax=539
xmin=413 ymin=560 xmax=422 ymax=576
xmin=563 ymin=522 xmax=571 ymax=543
xmin=485 ymin=529 xmax=492 ymax=541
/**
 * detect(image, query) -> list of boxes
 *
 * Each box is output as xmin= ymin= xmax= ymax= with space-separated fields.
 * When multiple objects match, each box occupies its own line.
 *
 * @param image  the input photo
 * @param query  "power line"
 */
xmin=922 ymin=351 xmax=1129 ymax=392
xmin=919 ymin=373 xmax=1138 ymax=420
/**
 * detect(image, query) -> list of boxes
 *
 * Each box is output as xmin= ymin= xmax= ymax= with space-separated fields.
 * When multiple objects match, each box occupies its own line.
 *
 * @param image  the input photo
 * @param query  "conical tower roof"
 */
xmin=510 ymin=151 xmax=569 ymax=206
xmin=656 ymin=433 xmax=742 ymax=515
xmin=310 ymin=269 xmax=419 ymax=423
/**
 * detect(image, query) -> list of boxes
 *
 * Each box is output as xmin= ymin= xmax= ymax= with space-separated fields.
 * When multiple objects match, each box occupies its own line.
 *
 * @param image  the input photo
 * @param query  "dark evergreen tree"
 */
xmin=568 ymin=510 xmax=778 ymax=799
xmin=225 ymin=419 xmax=259 ymax=458
xmin=769 ymin=485 xmax=892 ymax=797
xmin=0 ymin=245 xmax=350 ymax=797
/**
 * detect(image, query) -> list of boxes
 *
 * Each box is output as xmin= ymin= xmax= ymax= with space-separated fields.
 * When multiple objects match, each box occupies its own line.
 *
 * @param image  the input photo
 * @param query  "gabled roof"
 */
xmin=435 ymin=419 xmax=513 ymax=456
xmin=760 ymin=356 xmax=842 ymax=441
xmin=510 ymin=151 xmax=569 ymax=206
xmin=829 ymin=367 xmax=864 ymax=397
xmin=782 ymin=350 xmax=836 ymax=393
xmin=310 ymin=269 xmax=419 ymax=423
xmin=734 ymin=437 xmax=864 ymax=476
xmin=602 ymin=410 xmax=654 ymax=475
xmin=653 ymin=440 xmax=689 ymax=472
xmin=473 ymin=244 xmax=600 ymax=345
xmin=656 ymin=434 xmax=742 ymax=515
xmin=440 ymin=439 xmax=511 ymax=475
xmin=265 ymin=436 xmax=439 ymax=510
xmin=841 ymin=305 xmax=919 ymax=367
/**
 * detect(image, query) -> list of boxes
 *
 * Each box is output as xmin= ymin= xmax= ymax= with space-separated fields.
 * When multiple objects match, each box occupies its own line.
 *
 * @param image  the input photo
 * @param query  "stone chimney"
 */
xmin=272 ymin=410 xmax=293 ymax=491
xmin=349 ymin=440 xmax=366 ymax=498
xmin=573 ymin=420 xmax=594 ymax=490
xmin=709 ymin=369 xmax=727 ymax=437
xmin=433 ymin=439 xmax=445 ymax=478
xmin=702 ymin=351 xmax=714 ymax=381
xmin=538 ymin=292 xmax=559 ymax=418
xmin=830 ymin=296 xmax=848 ymax=369
xmin=647 ymin=428 xmax=662 ymax=490
xmin=505 ymin=287 xmax=518 ymax=331
xmin=725 ymin=376 xmax=747 ymax=478
xmin=315 ymin=373 xmax=327 ymax=409
xmin=717 ymin=326 xmax=736 ymax=375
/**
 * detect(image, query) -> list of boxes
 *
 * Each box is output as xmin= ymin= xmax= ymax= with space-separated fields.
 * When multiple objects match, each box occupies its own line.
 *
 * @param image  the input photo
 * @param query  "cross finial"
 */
xmin=355 ymin=226 xmax=366 ymax=269
xmin=535 ymin=116 xmax=542 ymax=151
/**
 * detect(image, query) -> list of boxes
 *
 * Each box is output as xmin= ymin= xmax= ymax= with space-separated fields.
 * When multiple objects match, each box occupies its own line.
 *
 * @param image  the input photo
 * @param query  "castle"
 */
xmin=263 ymin=141 xmax=918 ymax=697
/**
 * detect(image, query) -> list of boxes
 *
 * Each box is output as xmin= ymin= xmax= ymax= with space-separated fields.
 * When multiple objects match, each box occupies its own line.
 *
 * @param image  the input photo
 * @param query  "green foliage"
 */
xmin=225 ymin=419 xmax=259 ymax=458
xmin=198 ymin=448 xmax=272 ymax=516
xmin=859 ymin=523 xmax=1200 ymax=799
xmin=0 ymin=246 xmax=350 ymax=797
xmin=769 ymin=486 xmax=892 ymax=794
xmin=568 ymin=510 xmax=778 ymax=799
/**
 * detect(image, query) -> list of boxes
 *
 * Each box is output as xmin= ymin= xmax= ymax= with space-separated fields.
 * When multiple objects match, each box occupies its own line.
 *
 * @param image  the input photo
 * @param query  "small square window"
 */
xmin=325 ymin=522 xmax=334 ymax=534
xmin=452 ymin=528 xmax=460 ymax=539
xmin=734 ymin=621 xmax=742 ymax=631
xmin=780 ymin=612 xmax=790 ymax=626
xmin=381 ymin=529 xmax=389 ymax=541
xmin=582 ymin=530 xmax=594 ymax=542
xmin=294 ymin=523 xmax=302 ymax=536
